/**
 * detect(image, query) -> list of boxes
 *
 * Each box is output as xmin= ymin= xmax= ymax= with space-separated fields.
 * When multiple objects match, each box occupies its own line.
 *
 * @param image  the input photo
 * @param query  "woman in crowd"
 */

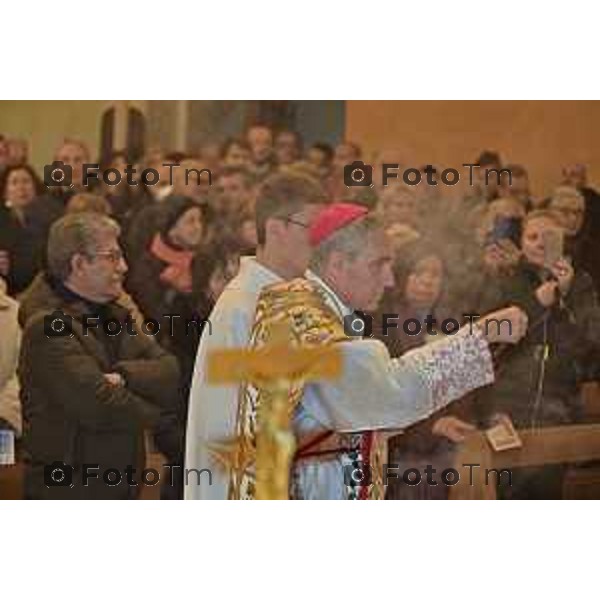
xmin=475 ymin=209 xmax=600 ymax=498
xmin=181 ymin=236 xmax=243 ymax=387
xmin=124 ymin=159 xmax=180 ymax=258
xmin=127 ymin=196 xmax=209 ymax=340
xmin=140 ymin=220 xmax=242 ymax=500
xmin=155 ymin=234 xmax=242 ymax=500
xmin=0 ymin=164 xmax=45 ymax=296
xmin=374 ymin=240 xmax=477 ymax=500
xmin=127 ymin=196 xmax=210 ymax=499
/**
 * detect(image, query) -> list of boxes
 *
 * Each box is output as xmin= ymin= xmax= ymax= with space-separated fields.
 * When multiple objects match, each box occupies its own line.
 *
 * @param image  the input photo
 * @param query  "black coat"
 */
xmin=127 ymin=249 xmax=210 ymax=482
xmin=0 ymin=207 xmax=46 ymax=296
xmin=578 ymin=186 xmax=600 ymax=293
xmin=127 ymin=246 xmax=210 ymax=375
xmin=475 ymin=261 xmax=600 ymax=428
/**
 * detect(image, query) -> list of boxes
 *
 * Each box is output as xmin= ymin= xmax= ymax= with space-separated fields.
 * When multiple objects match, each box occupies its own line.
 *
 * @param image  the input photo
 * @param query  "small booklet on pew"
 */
xmin=485 ymin=414 xmax=523 ymax=452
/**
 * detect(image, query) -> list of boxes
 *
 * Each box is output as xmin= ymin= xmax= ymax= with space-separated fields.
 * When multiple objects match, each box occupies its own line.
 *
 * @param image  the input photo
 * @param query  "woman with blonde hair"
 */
xmin=475 ymin=209 xmax=600 ymax=498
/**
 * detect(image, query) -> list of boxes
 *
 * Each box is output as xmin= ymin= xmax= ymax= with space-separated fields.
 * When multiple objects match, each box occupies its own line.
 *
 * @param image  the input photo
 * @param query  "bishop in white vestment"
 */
xmin=185 ymin=203 xmax=527 ymax=499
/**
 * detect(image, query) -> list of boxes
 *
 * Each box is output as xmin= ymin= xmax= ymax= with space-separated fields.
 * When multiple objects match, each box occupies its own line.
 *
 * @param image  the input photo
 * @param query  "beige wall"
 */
xmin=0 ymin=100 xmax=225 ymax=169
xmin=0 ymin=100 xmax=110 ymax=172
xmin=346 ymin=101 xmax=600 ymax=197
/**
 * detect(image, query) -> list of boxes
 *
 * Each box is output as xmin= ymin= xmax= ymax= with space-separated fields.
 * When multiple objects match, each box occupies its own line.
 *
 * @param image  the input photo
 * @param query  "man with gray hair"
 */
xmin=18 ymin=213 xmax=179 ymax=499
xmin=226 ymin=203 xmax=528 ymax=500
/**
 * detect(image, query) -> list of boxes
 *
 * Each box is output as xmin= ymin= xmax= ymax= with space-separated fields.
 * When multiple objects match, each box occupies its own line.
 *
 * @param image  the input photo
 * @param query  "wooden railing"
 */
xmin=449 ymin=423 xmax=600 ymax=499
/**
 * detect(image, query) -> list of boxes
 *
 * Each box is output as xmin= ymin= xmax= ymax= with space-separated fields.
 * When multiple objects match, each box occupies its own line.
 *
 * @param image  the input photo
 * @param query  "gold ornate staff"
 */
xmin=206 ymin=323 xmax=342 ymax=500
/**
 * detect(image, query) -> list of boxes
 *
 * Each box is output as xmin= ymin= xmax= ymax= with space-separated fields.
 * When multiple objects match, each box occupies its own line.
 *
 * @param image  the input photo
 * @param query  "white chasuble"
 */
xmin=185 ymin=267 xmax=495 ymax=500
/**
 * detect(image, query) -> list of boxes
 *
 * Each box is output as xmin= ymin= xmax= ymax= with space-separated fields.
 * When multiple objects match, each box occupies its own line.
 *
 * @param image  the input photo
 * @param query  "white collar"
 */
xmin=305 ymin=270 xmax=353 ymax=319
xmin=235 ymin=256 xmax=283 ymax=293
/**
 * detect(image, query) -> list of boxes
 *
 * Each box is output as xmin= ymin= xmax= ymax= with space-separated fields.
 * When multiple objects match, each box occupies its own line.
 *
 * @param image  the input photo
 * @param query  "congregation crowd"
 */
xmin=1 ymin=124 xmax=600 ymax=499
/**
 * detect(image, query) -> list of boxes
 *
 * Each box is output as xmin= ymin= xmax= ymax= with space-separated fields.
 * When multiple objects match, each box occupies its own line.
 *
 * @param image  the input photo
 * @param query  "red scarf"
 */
xmin=150 ymin=233 xmax=194 ymax=294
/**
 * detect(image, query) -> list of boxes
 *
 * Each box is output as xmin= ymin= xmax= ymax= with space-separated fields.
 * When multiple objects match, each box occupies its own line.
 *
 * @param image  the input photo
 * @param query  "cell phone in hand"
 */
xmin=542 ymin=228 xmax=564 ymax=270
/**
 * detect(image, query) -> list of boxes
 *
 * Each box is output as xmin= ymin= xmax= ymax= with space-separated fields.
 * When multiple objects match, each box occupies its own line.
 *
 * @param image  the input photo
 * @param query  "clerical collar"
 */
xmin=305 ymin=270 xmax=353 ymax=319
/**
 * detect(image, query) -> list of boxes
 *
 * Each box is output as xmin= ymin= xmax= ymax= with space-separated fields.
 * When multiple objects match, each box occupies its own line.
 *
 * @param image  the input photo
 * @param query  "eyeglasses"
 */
xmin=90 ymin=249 xmax=125 ymax=264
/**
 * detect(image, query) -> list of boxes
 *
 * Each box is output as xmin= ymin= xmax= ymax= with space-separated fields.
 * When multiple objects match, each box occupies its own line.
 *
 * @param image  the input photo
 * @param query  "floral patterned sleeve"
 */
xmin=394 ymin=326 xmax=494 ymax=413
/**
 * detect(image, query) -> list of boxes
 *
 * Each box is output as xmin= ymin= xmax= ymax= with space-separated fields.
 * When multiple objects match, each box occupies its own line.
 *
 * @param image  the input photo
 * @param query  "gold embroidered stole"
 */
xmin=228 ymin=278 xmax=385 ymax=500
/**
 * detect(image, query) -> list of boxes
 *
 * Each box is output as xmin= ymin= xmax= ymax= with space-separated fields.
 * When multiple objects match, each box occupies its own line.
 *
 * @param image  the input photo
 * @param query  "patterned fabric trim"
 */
xmin=402 ymin=327 xmax=494 ymax=412
xmin=229 ymin=278 xmax=374 ymax=499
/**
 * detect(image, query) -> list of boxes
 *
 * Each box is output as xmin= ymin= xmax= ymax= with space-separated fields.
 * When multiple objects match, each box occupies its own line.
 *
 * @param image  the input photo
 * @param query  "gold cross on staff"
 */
xmin=206 ymin=322 xmax=342 ymax=500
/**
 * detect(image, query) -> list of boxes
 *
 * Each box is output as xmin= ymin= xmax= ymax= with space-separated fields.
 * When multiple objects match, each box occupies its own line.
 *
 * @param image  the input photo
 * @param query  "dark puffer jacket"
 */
xmin=475 ymin=260 xmax=600 ymax=428
xmin=17 ymin=274 xmax=179 ymax=499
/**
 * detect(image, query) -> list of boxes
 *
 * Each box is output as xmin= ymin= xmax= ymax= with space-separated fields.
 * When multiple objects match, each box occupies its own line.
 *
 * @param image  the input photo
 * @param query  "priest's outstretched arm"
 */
xmin=312 ymin=306 xmax=527 ymax=433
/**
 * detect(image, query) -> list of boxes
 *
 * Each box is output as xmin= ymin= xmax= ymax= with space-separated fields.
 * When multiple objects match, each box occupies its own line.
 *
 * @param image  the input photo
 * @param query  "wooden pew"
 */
xmin=450 ymin=423 xmax=600 ymax=499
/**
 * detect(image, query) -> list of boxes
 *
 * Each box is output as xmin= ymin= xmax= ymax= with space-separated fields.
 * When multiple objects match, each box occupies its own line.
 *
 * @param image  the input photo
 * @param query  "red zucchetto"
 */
xmin=309 ymin=203 xmax=369 ymax=246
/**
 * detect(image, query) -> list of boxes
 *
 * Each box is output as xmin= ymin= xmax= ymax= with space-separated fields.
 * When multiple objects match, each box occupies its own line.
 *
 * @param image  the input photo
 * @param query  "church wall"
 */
xmin=345 ymin=100 xmax=600 ymax=197
xmin=0 ymin=100 xmax=109 ymax=172
xmin=2 ymin=100 xmax=599 ymax=200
